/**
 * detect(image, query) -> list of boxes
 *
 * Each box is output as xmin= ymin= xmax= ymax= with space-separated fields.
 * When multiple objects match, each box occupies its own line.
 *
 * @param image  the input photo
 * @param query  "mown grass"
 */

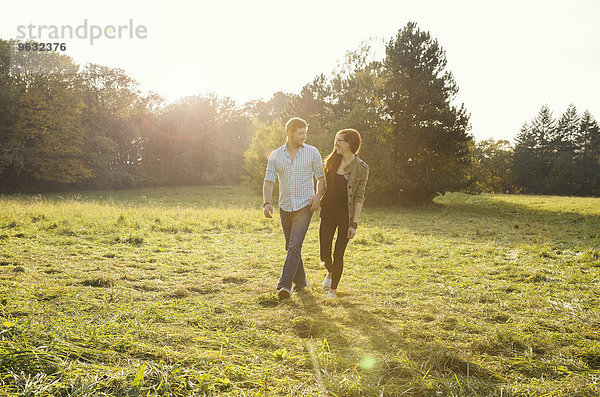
xmin=1 ymin=186 xmax=599 ymax=396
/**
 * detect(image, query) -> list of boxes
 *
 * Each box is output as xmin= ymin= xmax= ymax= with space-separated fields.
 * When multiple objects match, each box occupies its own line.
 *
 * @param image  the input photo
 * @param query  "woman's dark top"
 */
xmin=320 ymin=172 xmax=349 ymax=221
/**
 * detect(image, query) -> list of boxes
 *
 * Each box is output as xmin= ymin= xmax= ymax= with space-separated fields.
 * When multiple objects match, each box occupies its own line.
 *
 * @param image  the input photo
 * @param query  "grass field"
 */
xmin=1 ymin=186 xmax=599 ymax=396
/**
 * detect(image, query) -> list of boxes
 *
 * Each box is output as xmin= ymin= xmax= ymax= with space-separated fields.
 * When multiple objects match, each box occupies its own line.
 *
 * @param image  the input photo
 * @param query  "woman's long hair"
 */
xmin=324 ymin=129 xmax=362 ymax=175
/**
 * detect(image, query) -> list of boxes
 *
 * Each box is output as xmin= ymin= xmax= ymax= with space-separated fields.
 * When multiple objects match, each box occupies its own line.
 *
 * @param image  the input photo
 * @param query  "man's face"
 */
xmin=288 ymin=127 xmax=307 ymax=146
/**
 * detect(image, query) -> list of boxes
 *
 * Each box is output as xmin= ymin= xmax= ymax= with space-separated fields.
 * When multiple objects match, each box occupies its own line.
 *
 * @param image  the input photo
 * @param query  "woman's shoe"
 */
xmin=326 ymin=289 xmax=336 ymax=298
xmin=323 ymin=275 xmax=332 ymax=291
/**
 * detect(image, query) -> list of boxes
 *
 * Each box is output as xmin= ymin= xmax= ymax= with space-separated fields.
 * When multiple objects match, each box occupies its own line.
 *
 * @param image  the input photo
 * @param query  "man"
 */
xmin=263 ymin=117 xmax=325 ymax=299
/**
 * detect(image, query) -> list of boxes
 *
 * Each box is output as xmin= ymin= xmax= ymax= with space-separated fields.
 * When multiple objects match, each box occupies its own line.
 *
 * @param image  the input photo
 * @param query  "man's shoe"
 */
xmin=323 ymin=275 xmax=332 ymax=291
xmin=278 ymin=288 xmax=291 ymax=300
xmin=326 ymin=289 xmax=337 ymax=299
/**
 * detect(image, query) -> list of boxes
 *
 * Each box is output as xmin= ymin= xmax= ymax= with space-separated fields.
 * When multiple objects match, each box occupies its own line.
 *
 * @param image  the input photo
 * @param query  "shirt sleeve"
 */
xmin=353 ymin=163 xmax=369 ymax=204
xmin=312 ymin=147 xmax=325 ymax=179
xmin=264 ymin=150 xmax=277 ymax=182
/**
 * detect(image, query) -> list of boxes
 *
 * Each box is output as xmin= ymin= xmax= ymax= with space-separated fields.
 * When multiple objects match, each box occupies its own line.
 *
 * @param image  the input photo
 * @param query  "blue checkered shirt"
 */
xmin=264 ymin=144 xmax=325 ymax=212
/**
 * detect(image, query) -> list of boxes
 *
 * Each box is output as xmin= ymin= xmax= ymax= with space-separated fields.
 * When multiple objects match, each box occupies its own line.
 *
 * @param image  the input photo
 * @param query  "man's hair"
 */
xmin=285 ymin=117 xmax=308 ymax=136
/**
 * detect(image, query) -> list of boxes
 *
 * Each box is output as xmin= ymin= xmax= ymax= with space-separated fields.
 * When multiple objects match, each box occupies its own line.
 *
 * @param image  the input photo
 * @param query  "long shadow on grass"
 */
xmin=338 ymin=299 xmax=503 ymax=390
xmin=337 ymin=299 xmax=404 ymax=355
xmin=295 ymin=290 xmax=353 ymax=349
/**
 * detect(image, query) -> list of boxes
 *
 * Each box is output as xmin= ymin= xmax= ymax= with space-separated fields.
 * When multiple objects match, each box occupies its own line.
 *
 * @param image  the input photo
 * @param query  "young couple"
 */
xmin=262 ymin=117 xmax=369 ymax=299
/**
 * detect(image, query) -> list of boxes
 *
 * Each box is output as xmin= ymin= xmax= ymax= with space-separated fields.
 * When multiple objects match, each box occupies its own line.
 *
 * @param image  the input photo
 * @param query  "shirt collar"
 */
xmin=344 ymin=155 xmax=358 ymax=172
xmin=284 ymin=142 xmax=305 ymax=152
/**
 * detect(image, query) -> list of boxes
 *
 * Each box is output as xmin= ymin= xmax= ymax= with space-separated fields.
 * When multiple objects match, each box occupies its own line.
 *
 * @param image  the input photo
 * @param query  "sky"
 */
xmin=3 ymin=0 xmax=600 ymax=142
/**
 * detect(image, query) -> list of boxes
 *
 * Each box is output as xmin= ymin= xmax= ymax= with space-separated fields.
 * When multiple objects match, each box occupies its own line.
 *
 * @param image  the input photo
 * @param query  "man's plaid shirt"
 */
xmin=264 ymin=143 xmax=325 ymax=212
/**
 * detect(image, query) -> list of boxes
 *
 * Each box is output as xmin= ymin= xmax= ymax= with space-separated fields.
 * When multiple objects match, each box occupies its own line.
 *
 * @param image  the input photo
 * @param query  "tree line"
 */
xmin=465 ymin=104 xmax=600 ymax=197
xmin=2 ymin=23 xmax=598 ymax=201
xmin=245 ymin=22 xmax=472 ymax=204
xmin=0 ymin=40 xmax=255 ymax=192
xmin=513 ymin=105 xmax=600 ymax=196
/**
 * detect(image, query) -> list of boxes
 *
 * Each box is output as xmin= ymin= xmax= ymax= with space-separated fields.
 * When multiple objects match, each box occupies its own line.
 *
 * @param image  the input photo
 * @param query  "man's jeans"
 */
xmin=277 ymin=205 xmax=312 ymax=291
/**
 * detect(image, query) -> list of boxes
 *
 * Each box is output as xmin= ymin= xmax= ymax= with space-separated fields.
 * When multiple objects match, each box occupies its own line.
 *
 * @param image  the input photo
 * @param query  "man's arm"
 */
xmin=263 ymin=180 xmax=274 ymax=218
xmin=309 ymin=147 xmax=326 ymax=212
xmin=310 ymin=176 xmax=325 ymax=211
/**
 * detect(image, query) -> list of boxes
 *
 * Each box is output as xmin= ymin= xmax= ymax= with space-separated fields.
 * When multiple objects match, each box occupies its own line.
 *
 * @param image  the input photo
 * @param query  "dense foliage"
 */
xmin=0 ymin=41 xmax=254 ymax=192
xmin=247 ymin=23 xmax=473 ymax=203
xmin=3 ymin=22 xmax=599 ymax=200
xmin=513 ymin=105 xmax=600 ymax=196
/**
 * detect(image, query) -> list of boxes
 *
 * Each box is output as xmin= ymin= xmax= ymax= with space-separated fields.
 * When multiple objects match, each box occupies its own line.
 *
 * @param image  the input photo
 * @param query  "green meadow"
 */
xmin=0 ymin=186 xmax=599 ymax=396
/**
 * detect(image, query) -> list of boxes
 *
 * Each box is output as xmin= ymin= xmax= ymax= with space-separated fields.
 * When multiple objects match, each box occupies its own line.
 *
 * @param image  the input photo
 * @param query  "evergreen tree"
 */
xmin=513 ymin=122 xmax=539 ymax=192
xmin=579 ymin=110 xmax=600 ymax=157
xmin=383 ymin=22 xmax=472 ymax=203
xmin=513 ymin=105 xmax=600 ymax=196
xmin=547 ymin=105 xmax=579 ymax=194
xmin=576 ymin=110 xmax=600 ymax=195
xmin=552 ymin=104 xmax=579 ymax=153
xmin=530 ymin=105 xmax=556 ymax=193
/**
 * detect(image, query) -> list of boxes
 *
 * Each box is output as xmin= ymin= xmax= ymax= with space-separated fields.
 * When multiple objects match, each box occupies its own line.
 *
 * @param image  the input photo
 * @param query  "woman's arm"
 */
xmin=347 ymin=202 xmax=363 ymax=239
xmin=352 ymin=201 xmax=363 ymax=224
xmin=347 ymin=165 xmax=368 ymax=239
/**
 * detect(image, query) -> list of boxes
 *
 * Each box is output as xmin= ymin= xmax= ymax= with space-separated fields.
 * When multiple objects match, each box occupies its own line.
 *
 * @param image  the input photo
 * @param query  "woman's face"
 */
xmin=334 ymin=134 xmax=351 ymax=155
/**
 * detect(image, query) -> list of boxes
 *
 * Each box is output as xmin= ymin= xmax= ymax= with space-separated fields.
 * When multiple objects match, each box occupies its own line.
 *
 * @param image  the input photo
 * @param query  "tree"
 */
xmin=578 ymin=110 xmax=600 ymax=157
xmin=383 ymin=22 xmax=472 ymax=203
xmin=513 ymin=105 xmax=600 ymax=196
xmin=0 ymin=39 xmax=21 ymax=181
xmin=546 ymin=105 xmax=579 ymax=194
xmin=78 ymin=64 xmax=144 ymax=188
xmin=575 ymin=110 xmax=600 ymax=195
xmin=243 ymin=120 xmax=286 ymax=195
xmin=554 ymin=104 xmax=579 ymax=153
xmin=281 ymin=74 xmax=335 ymax=152
xmin=326 ymin=42 xmax=392 ymax=200
xmin=243 ymin=91 xmax=293 ymax=123
xmin=468 ymin=139 xmax=516 ymax=193
xmin=5 ymin=45 xmax=91 ymax=187
xmin=146 ymin=94 xmax=252 ymax=186
xmin=513 ymin=122 xmax=537 ymax=192
xmin=277 ymin=40 xmax=393 ymax=201
xmin=513 ymin=105 xmax=556 ymax=194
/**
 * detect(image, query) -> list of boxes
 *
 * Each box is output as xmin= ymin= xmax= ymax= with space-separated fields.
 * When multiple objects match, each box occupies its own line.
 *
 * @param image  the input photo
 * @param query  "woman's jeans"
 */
xmin=319 ymin=215 xmax=349 ymax=290
xmin=277 ymin=206 xmax=312 ymax=291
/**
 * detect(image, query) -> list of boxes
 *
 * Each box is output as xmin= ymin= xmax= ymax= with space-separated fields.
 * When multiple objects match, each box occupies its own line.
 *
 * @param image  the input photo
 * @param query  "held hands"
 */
xmin=263 ymin=203 xmax=274 ymax=218
xmin=347 ymin=227 xmax=356 ymax=239
xmin=309 ymin=194 xmax=321 ymax=212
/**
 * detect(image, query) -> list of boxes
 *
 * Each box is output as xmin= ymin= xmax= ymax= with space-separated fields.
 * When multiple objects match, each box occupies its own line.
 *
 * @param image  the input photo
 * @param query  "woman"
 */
xmin=319 ymin=129 xmax=369 ymax=298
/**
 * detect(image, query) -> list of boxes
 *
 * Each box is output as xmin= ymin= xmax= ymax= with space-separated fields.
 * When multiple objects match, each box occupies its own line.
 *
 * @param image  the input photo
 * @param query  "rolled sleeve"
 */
xmin=353 ymin=164 xmax=369 ymax=204
xmin=312 ymin=147 xmax=325 ymax=179
xmin=264 ymin=151 xmax=277 ymax=182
